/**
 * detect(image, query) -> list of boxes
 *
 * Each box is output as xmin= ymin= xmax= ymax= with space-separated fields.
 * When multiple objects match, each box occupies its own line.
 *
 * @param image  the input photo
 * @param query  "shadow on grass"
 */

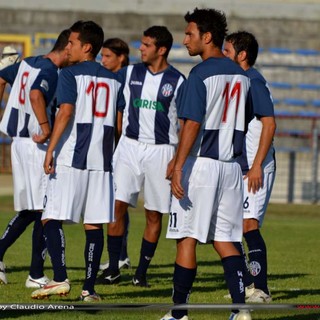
xmin=273 ymin=288 xmax=320 ymax=300
xmin=268 ymin=273 xmax=309 ymax=281
xmin=148 ymin=260 xmax=222 ymax=269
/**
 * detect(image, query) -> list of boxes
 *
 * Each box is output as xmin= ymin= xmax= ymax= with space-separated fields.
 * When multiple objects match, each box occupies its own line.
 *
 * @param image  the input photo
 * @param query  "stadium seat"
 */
xmin=297 ymin=83 xmax=320 ymax=90
xmin=172 ymin=43 xmax=183 ymax=49
xmin=269 ymin=82 xmax=292 ymax=89
xmin=283 ymin=98 xmax=307 ymax=107
xmin=130 ymin=55 xmax=139 ymax=63
xmin=274 ymin=109 xmax=299 ymax=117
xmin=272 ymin=98 xmax=281 ymax=105
xmin=269 ymin=47 xmax=293 ymax=54
xmin=276 ymin=129 xmax=308 ymax=138
xmin=298 ymin=110 xmax=320 ymax=118
xmin=130 ymin=40 xmax=141 ymax=49
xmin=295 ymin=49 xmax=320 ymax=56
xmin=312 ymin=99 xmax=320 ymax=108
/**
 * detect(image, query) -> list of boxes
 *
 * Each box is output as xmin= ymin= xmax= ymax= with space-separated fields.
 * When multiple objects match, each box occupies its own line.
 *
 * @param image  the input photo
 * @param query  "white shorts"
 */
xmin=11 ymin=137 xmax=48 ymax=211
xmin=114 ymin=136 xmax=175 ymax=213
xmin=243 ymin=170 xmax=275 ymax=227
xmin=166 ymin=156 xmax=244 ymax=243
xmin=42 ymin=165 xmax=115 ymax=224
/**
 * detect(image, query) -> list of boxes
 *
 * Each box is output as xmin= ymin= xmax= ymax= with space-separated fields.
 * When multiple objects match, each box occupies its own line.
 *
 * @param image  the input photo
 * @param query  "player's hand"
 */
xmin=171 ymin=169 xmax=184 ymax=199
xmin=244 ymin=164 xmax=263 ymax=194
xmin=44 ymin=150 xmax=55 ymax=175
xmin=166 ymin=158 xmax=175 ymax=180
xmin=32 ymin=132 xmax=50 ymax=144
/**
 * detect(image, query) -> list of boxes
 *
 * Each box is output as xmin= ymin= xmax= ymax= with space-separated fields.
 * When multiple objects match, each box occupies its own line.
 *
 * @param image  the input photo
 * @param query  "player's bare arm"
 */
xmin=245 ymin=115 xmax=276 ymax=193
xmin=166 ymin=119 xmax=185 ymax=180
xmin=171 ymin=119 xmax=200 ymax=199
xmin=44 ymin=103 xmax=74 ymax=174
xmin=0 ymin=77 xmax=7 ymax=103
xmin=30 ymin=89 xmax=51 ymax=144
xmin=115 ymin=110 xmax=123 ymax=145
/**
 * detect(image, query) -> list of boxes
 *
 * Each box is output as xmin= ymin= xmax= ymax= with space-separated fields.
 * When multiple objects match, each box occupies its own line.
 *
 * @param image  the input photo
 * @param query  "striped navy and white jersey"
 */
xmin=118 ymin=63 xmax=185 ymax=145
xmin=236 ymin=67 xmax=276 ymax=174
xmin=0 ymin=56 xmax=58 ymax=138
xmin=54 ymin=61 xmax=124 ymax=172
xmin=178 ymin=57 xmax=250 ymax=161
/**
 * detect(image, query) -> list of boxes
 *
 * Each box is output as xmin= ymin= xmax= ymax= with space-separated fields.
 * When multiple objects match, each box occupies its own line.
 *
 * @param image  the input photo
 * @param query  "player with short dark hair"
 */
xmin=225 ymin=31 xmax=258 ymax=66
xmin=143 ymin=26 xmax=173 ymax=58
xmin=0 ymin=29 xmax=70 ymax=288
xmin=223 ymin=30 xmax=276 ymax=304
xmin=161 ymin=8 xmax=252 ymax=320
xmin=31 ymin=20 xmax=124 ymax=302
xmin=97 ymin=25 xmax=185 ymax=287
xmin=99 ymin=37 xmax=131 ymax=271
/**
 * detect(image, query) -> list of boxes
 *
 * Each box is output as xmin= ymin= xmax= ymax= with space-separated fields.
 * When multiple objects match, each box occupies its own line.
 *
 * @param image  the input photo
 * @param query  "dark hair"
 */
xmin=225 ymin=31 xmax=259 ymax=66
xmin=143 ymin=26 xmax=173 ymax=58
xmin=184 ymin=8 xmax=228 ymax=49
xmin=51 ymin=29 xmax=71 ymax=52
xmin=69 ymin=20 xmax=104 ymax=58
xmin=102 ymin=38 xmax=130 ymax=67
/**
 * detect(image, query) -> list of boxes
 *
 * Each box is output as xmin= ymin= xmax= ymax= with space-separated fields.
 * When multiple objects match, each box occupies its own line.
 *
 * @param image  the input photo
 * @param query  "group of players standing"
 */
xmin=0 ymin=6 xmax=276 ymax=320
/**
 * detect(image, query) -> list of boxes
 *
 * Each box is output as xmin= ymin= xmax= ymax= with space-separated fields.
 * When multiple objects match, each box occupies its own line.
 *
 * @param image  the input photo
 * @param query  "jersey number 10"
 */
xmin=86 ymin=81 xmax=110 ymax=118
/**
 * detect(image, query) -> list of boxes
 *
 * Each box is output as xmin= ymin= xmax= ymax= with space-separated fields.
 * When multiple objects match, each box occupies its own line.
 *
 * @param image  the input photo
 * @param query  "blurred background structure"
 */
xmin=0 ymin=0 xmax=319 ymax=203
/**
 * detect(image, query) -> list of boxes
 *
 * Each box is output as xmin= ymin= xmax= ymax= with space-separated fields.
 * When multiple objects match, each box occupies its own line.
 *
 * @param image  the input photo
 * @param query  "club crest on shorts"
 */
xmin=161 ymin=83 xmax=173 ymax=97
xmin=250 ymin=261 xmax=261 ymax=276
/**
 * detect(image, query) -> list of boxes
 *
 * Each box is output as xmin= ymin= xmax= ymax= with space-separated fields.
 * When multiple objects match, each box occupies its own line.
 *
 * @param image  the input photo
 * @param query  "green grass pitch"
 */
xmin=0 ymin=195 xmax=319 ymax=319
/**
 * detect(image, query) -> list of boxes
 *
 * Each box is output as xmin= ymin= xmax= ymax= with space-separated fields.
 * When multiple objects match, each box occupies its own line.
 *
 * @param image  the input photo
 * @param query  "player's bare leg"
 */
xmin=108 ymin=200 xmax=129 ymax=236
xmin=175 ymin=237 xmax=197 ymax=268
xmin=214 ymin=241 xmax=240 ymax=258
xmin=143 ymin=209 xmax=162 ymax=243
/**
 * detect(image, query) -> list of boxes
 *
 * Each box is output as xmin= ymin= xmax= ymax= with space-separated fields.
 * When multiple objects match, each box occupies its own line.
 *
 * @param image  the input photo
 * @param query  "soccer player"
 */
xmin=99 ymin=37 xmax=131 ymax=271
xmin=161 ymin=8 xmax=252 ymax=320
xmin=101 ymin=37 xmax=129 ymax=72
xmin=223 ymin=31 xmax=276 ymax=303
xmin=31 ymin=20 xmax=124 ymax=301
xmin=97 ymin=26 xmax=185 ymax=287
xmin=0 ymin=30 xmax=70 ymax=288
